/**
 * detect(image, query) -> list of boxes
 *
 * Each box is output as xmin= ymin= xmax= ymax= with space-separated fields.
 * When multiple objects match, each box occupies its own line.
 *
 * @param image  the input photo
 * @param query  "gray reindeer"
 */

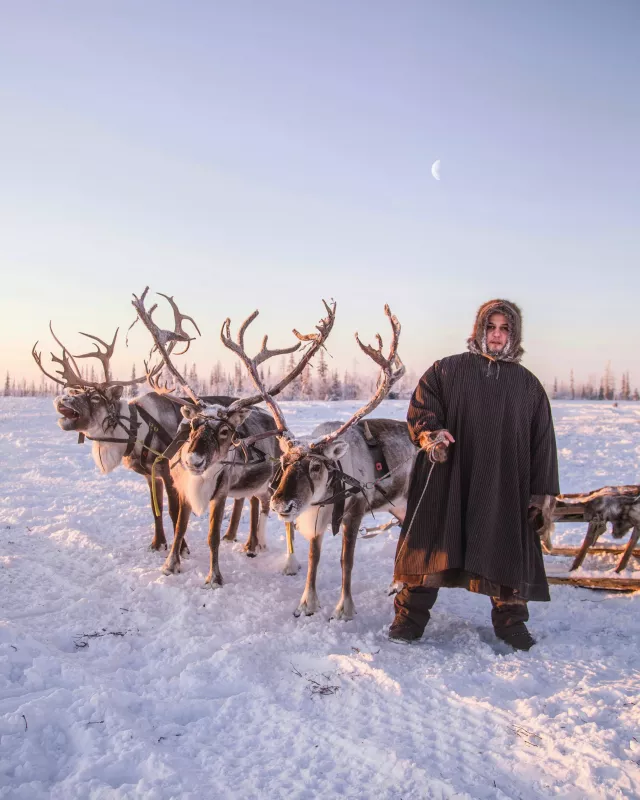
xmin=226 ymin=305 xmax=417 ymax=620
xmin=131 ymin=289 xmax=336 ymax=587
xmin=32 ymin=298 xmax=245 ymax=552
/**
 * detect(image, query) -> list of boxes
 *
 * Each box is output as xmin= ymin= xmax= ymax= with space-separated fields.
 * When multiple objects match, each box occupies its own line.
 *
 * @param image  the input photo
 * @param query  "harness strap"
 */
xmin=124 ymin=404 xmax=139 ymax=457
xmin=84 ymin=410 xmax=136 ymax=451
xmin=135 ymin=404 xmax=174 ymax=469
xmin=359 ymin=420 xmax=390 ymax=481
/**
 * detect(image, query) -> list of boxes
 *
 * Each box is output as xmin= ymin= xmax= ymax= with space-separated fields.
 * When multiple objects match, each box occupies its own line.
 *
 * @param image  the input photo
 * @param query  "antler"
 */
xmin=33 ymin=320 xmax=155 ymax=389
xmin=32 ymin=322 xmax=95 ymax=388
xmin=156 ymin=293 xmax=201 ymax=356
xmin=71 ymin=329 xmax=118 ymax=383
xmin=238 ymin=299 xmax=336 ymax=406
xmin=220 ymin=311 xmax=299 ymax=436
xmin=264 ymin=299 xmax=336 ymax=398
xmin=310 ymin=304 xmax=405 ymax=449
xmin=131 ymin=287 xmax=201 ymax=405
xmin=72 ymin=325 xmax=156 ymax=387
xmin=144 ymin=359 xmax=194 ymax=407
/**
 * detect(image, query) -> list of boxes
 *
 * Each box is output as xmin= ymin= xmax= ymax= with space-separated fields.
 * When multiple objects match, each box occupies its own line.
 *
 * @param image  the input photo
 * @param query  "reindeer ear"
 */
xmin=106 ymin=385 xmax=124 ymax=402
xmin=321 ymin=440 xmax=350 ymax=460
xmin=180 ymin=404 xmax=199 ymax=420
xmin=228 ymin=407 xmax=253 ymax=427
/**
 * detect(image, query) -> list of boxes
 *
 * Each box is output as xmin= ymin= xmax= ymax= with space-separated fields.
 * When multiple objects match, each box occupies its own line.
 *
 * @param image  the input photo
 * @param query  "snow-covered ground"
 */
xmin=1 ymin=398 xmax=639 ymax=799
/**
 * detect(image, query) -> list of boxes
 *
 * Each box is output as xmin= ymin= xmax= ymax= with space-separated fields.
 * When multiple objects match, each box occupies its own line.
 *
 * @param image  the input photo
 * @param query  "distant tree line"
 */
xmin=550 ymin=365 xmax=639 ymax=401
xmin=2 ymin=350 xmax=420 ymax=401
xmin=5 ymin=360 xmax=638 ymax=402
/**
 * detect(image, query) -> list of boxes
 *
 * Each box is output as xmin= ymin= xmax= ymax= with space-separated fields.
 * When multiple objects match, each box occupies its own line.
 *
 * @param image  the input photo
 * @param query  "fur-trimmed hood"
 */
xmin=466 ymin=299 xmax=524 ymax=363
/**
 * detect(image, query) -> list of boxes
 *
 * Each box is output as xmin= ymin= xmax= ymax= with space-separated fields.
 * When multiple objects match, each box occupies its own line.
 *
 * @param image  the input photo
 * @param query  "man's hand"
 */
xmin=418 ymin=430 xmax=455 ymax=463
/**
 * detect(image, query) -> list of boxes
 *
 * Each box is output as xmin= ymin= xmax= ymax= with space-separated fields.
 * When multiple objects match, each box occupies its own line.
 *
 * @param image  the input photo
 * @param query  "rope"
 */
xmin=394 ymin=459 xmax=438 ymax=567
xmin=362 ymin=451 xmax=416 ymax=491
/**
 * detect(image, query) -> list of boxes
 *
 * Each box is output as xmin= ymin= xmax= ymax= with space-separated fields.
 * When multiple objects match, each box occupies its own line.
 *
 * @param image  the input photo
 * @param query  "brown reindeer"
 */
xmin=132 ymin=289 xmax=336 ymax=586
xmin=227 ymin=305 xmax=416 ymax=620
xmin=32 ymin=298 xmax=245 ymax=552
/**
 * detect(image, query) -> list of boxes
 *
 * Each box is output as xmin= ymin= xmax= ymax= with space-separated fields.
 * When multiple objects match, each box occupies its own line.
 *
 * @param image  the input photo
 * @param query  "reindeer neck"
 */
xmin=296 ymin=504 xmax=332 ymax=541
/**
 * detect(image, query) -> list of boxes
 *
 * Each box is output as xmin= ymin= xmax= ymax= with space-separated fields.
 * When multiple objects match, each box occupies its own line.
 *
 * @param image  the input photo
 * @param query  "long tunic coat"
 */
xmin=394 ymin=352 xmax=560 ymax=601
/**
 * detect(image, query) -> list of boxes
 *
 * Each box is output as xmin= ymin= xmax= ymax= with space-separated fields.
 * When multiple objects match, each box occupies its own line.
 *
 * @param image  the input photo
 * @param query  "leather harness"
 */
xmin=80 ymin=402 xmax=177 ymax=473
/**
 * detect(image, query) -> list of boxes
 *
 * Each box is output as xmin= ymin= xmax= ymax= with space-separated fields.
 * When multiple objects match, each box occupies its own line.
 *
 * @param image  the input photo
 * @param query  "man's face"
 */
xmin=486 ymin=312 xmax=509 ymax=353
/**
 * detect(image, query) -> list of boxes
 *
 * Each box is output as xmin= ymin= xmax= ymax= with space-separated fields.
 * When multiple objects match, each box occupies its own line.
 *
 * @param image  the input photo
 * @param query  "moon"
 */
xmin=431 ymin=159 xmax=441 ymax=181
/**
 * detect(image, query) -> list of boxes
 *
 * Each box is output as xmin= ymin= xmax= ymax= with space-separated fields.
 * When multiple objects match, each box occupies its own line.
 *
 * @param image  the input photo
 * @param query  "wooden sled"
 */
xmin=547 ymin=485 xmax=640 ymax=590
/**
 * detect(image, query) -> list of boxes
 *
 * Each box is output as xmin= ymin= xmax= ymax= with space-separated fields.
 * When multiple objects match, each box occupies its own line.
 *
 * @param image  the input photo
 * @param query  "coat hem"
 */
xmin=393 ymin=568 xmax=551 ymax=602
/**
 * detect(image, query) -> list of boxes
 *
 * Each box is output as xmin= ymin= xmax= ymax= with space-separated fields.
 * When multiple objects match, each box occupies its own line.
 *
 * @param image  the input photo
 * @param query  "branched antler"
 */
xmin=72 ymin=330 xmax=119 ymax=382
xmin=156 ymin=293 xmax=201 ymax=356
xmin=32 ymin=323 xmax=95 ymax=388
xmin=220 ymin=312 xmax=296 ymax=436
xmin=221 ymin=300 xmax=337 ymax=447
xmin=263 ymin=299 xmax=336 ymax=398
xmin=310 ymin=305 xmax=405 ymax=449
xmin=33 ymin=320 xmax=155 ymax=389
xmin=131 ymin=287 xmax=201 ymax=405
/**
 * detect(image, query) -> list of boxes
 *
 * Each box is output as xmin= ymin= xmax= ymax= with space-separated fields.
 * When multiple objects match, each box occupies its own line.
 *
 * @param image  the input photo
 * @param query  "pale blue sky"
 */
xmin=1 ymin=1 xmax=639 ymax=388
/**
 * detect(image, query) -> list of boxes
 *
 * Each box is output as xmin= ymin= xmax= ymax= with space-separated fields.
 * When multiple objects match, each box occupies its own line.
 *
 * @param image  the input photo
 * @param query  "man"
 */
xmin=389 ymin=299 xmax=559 ymax=651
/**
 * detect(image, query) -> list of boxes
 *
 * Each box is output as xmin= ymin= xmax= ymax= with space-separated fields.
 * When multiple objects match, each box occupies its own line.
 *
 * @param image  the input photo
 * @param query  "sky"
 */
xmin=1 ymin=0 xmax=639 ymax=390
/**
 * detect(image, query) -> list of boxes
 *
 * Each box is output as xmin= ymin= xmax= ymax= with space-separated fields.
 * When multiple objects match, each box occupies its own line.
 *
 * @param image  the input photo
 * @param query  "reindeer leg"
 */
xmin=162 ymin=497 xmax=191 ymax=575
xmin=223 ymin=498 xmax=244 ymax=542
xmin=160 ymin=464 xmax=189 ymax=556
xmin=244 ymin=497 xmax=261 ymax=557
xmin=257 ymin=495 xmax=270 ymax=551
xmin=570 ymin=519 xmax=607 ymax=571
xmin=205 ymin=494 xmax=227 ymax=588
xmin=147 ymin=474 xmax=167 ymax=551
xmin=295 ymin=534 xmax=323 ymax=617
xmin=332 ymin=511 xmax=360 ymax=621
xmin=615 ymin=526 xmax=640 ymax=573
xmin=283 ymin=521 xmax=300 ymax=576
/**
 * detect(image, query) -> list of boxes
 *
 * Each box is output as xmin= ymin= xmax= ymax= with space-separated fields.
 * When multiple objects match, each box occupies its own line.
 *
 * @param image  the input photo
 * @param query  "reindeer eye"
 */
xmin=310 ymin=462 xmax=322 ymax=474
xmin=218 ymin=426 xmax=230 ymax=437
xmin=90 ymin=396 xmax=101 ymax=404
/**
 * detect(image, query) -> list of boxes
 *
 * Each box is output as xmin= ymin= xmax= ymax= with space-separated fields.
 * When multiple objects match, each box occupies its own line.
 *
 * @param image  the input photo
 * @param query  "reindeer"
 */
xmin=227 ymin=305 xmax=416 ymax=620
xmin=32 ymin=296 xmax=245 ymax=552
xmin=131 ymin=289 xmax=336 ymax=586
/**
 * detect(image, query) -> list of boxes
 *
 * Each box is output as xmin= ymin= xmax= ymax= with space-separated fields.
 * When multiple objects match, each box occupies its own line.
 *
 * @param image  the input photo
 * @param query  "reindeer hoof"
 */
xmin=150 ymin=540 xmax=167 ymax=552
xmin=162 ymin=559 xmax=180 ymax=576
xmin=243 ymin=543 xmax=265 ymax=557
xmin=204 ymin=575 xmax=224 ymax=589
xmin=331 ymin=602 xmax=356 ymax=621
xmin=222 ymin=535 xmax=237 ymax=543
xmin=294 ymin=598 xmax=320 ymax=617
xmin=179 ymin=541 xmax=190 ymax=556
xmin=282 ymin=555 xmax=301 ymax=576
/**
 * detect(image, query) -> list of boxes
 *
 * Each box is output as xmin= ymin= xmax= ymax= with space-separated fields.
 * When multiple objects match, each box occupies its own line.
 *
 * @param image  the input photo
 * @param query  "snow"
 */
xmin=1 ymin=398 xmax=640 ymax=799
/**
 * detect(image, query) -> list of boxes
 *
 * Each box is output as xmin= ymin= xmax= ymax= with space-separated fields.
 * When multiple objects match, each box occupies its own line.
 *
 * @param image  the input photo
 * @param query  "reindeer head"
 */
xmin=33 ymin=324 xmax=153 ymax=436
xmin=270 ymin=439 xmax=350 ymax=520
xmin=178 ymin=403 xmax=254 ymax=475
xmin=54 ymin=385 xmax=125 ymax=433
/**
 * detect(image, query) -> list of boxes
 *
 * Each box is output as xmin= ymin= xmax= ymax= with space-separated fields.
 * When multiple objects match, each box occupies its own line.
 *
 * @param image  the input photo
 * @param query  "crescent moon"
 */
xmin=431 ymin=160 xmax=441 ymax=181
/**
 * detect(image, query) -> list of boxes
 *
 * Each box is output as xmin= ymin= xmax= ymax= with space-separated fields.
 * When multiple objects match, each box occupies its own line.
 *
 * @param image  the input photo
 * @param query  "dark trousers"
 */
xmin=393 ymin=585 xmax=529 ymax=636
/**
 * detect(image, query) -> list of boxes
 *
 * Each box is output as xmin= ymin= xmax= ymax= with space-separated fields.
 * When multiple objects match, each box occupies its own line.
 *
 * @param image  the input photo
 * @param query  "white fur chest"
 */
xmin=175 ymin=464 xmax=224 ymax=516
xmin=92 ymin=440 xmax=127 ymax=474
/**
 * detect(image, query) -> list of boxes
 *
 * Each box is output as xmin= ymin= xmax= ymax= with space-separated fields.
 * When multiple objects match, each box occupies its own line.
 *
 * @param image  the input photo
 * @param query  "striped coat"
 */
xmin=394 ymin=352 xmax=559 ymax=601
